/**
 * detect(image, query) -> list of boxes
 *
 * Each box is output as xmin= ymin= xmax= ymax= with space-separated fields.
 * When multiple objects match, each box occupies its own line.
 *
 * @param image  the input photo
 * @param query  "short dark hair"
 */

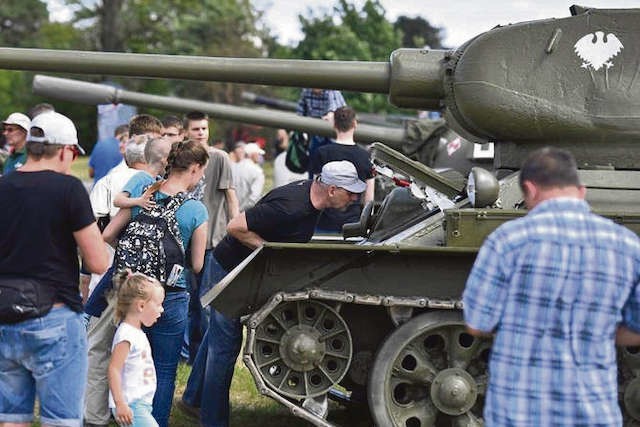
xmin=28 ymin=103 xmax=55 ymax=119
xmin=519 ymin=147 xmax=581 ymax=190
xmin=162 ymin=115 xmax=183 ymax=130
xmin=26 ymin=141 xmax=60 ymax=160
xmin=114 ymin=124 xmax=129 ymax=138
xmin=129 ymin=114 xmax=162 ymax=136
xmin=183 ymin=111 xmax=208 ymax=128
xmin=333 ymin=106 xmax=356 ymax=133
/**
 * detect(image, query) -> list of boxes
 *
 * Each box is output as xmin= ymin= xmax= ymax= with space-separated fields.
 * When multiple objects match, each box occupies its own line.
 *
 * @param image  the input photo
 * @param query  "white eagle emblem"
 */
xmin=574 ymin=31 xmax=623 ymax=71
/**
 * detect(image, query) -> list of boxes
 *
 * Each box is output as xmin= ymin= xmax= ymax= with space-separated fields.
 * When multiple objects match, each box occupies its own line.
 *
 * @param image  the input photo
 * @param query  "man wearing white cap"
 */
xmin=0 ymin=111 xmax=109 ymax=426
xmin=2 ymin=112 xmax=31 ymax=175
xmin=232 ymin=142 xmax=265 ymax=212
xmin=180 ymin=160 xmax=364 ymax=426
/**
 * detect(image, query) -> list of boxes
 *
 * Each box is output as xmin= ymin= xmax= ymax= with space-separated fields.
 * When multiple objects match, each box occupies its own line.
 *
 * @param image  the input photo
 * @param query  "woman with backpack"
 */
xmin=104 ymin=139 xmax=209 ymax=427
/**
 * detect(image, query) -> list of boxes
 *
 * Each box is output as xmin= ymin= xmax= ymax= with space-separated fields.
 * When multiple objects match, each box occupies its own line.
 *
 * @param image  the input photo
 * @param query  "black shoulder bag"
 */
xmin=0 ymin=277 xmax=55 ymax=324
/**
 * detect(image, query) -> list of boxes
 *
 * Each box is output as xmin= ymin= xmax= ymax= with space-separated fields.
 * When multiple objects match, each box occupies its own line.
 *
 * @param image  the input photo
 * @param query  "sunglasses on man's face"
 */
xmin=63 ymin=145 xmax=80 ymax=160
xmin=3 ymin=126 xmax=22 ymax=133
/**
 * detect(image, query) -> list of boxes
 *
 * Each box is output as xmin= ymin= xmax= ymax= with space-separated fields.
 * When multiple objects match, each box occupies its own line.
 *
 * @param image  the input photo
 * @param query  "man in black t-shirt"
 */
xmin=0 ymin=111 xmax=109 ymax=426
xmin=181 ymin=160 xmax=365 ymax=427
xmin=309 ymin=106 xmax=375 ymax=232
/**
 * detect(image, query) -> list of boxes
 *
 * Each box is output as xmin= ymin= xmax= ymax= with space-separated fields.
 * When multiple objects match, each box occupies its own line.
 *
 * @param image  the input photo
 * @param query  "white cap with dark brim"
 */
xmin=320 ymin=160 xmax=366 ymax=193
xmin=3 ymin=112 xmax=31 ymax=133
xmin=27 ymin=111 xmax=85 ymax=155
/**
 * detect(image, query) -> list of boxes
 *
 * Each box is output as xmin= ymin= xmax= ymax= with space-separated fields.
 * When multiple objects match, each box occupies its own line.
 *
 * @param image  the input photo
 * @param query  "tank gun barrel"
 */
xmin=32 ymin=75 xmax=407 ymax=145
xmin=241 ymin=91 xmax=298 ymax=112
xmin=0 ymin=47 xmax=445 ymax=110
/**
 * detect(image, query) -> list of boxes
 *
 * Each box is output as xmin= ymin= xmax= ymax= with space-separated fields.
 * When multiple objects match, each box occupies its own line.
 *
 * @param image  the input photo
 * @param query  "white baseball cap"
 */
xmin=3 ymin=112 xmax=30 ymax=133
xmin=320 ymin=160 xmax=366 ymax=193
xmin=27 ymin=111 xmax=85 ymax=155
xmin=244 ymin=142 xmax=265 ymax=156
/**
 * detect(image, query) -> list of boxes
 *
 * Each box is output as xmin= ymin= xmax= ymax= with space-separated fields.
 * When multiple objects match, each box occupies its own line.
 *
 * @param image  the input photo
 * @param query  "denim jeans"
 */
xmin=182 ymin=255 xmax=242 ymax=427
xmin=112 ymin=400 xmax=158 ymax=427
xmin=0 ymin=305 xmax=87 ymax=426
xmin=145 ymin=290 xmax=189 ymax=427
xmin=187 ymin=249 xmax=220 ymax=364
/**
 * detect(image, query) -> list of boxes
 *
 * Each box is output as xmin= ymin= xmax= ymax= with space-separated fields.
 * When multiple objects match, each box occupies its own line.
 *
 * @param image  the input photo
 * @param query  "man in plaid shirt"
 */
xmin=296 ymin=88 xmax=346 ymax=177
xmin=463 ymin=147 xmax=640 ymax=426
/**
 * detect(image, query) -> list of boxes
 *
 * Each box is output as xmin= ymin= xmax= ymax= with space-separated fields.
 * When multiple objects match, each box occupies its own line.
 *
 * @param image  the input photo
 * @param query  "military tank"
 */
xmin=2 ymin=4 xmax=640 ymax=425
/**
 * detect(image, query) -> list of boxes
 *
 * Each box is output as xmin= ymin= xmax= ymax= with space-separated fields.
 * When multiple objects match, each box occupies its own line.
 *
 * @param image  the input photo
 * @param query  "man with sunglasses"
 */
xmin=2 ymin=112 xmax=31 ymax=175
xmin=0 ymin=111 xmax=109 ymax=426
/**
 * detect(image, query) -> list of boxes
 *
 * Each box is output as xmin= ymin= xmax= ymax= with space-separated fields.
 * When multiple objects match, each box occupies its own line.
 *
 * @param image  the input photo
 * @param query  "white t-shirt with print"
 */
xmin=108 ymin=322 xmax=156 ymax=407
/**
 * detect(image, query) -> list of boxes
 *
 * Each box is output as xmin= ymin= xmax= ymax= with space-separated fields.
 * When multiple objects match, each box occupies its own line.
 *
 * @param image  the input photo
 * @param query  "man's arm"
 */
xmin=617 ymin=325 xmax=640 ymax=346
xmin=74 ymin=223 xmax=109 ymax=274
xmin=466 ymin=326 xmax=494 ymax=338
xmin=225 ymin=187 xmax=240 ymax=220
xmin=364 ymin=178 xmax=375 ymax=204
xmin=227 ymin=212 xmax=264 ymax=250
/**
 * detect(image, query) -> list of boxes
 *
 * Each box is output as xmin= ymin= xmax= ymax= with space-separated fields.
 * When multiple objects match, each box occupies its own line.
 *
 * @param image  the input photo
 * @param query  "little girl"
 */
xmin=108 ymin=271 xmax=165 ymax=427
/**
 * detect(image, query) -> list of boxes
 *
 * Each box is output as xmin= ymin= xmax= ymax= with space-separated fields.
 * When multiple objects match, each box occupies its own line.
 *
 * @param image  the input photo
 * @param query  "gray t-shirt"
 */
xmin=202 ymin=148 xmax=234 ymax=249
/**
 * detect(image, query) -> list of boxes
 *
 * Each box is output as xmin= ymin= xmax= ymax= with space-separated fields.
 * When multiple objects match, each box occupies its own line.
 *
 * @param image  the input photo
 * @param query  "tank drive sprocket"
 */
xmin=250 ymin=299 xmax=353 ymax=399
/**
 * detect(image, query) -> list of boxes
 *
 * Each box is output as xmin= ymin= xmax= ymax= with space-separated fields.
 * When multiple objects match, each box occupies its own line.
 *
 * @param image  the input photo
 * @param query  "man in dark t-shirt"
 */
xmin=0 ymin=111 xmax=109 ymax=426
xmin=309 ymin=106 xmax=376 ymax=232
xmin=182 ymin=160 xmax=366 ymax=427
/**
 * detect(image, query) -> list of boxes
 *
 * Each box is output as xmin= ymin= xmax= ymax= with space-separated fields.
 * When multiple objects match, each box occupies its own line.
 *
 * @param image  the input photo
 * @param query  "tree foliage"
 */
xmin=395 ymin=16 xmax=445 ymax=49
xmin=286 ymin=0 xmax=402 ymax=114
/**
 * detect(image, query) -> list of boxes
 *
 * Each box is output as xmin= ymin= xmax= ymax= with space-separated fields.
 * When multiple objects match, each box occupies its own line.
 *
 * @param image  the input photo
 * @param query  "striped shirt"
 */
xmin=463 ymin=197 xmax=640 ymax=426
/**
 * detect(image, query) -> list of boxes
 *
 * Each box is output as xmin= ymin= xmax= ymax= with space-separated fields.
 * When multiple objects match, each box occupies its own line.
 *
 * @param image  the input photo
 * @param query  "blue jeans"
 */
xmin=145 ymin=291 xmax=189 ymax=427
xmin=112 ymin=400 xmax=158 ymax=427
xmin=0 ymin=306 xmax=87 ymax=426
xmin=183 ymin=255 xmax=242 ymax=427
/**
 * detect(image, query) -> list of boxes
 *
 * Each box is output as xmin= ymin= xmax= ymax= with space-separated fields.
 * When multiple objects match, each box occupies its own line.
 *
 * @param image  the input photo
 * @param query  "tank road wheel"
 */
xmin=251 ymin=300 xmax=353 ymax=399
xmin=619 ymin=344 xmax=640 ymax=425
xmin=368 ymin=311 xmax=491 ymax=427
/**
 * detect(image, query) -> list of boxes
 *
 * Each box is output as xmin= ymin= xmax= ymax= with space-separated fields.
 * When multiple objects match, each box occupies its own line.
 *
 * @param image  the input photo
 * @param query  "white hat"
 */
xmin=3 ymin=112 xmax=30 ymax=133
xmin=27 ymin=111 xmax=85 ymax=155
xmin=244 ymin=142 xmax=265 ymax=156
xmin=320 ymin=160 xmax=366 ymax=193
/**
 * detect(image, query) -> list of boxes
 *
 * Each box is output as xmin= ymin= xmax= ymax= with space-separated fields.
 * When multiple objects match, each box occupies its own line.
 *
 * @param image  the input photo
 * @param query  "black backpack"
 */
xmin=114 ymin=189 xmax=186 ymax=285
xmin=285 ymin=131 xmax=310 ymax=174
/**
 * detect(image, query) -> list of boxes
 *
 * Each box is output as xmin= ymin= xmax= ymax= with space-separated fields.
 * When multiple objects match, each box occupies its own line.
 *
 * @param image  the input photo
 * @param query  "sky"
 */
xmin=47 ymin=0 xmax=640 ymax=48
xmin=252 ymin=0 xmax=640 ymax=48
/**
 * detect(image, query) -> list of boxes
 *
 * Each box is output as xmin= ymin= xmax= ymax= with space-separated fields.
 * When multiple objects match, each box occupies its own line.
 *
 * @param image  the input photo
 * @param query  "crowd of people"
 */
xmin=0 ymin=88 xmax=639 ymax=427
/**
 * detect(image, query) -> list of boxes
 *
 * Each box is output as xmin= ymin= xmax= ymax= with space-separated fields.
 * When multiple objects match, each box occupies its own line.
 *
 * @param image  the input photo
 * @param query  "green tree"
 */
xmin=288 ymin=0 xmax=404 ymax=114
xmin=394 ymin=16 xmax=445 ymax=49
xmin=0 ymin=1 xmax=92 ymax=148
xmin=65 ymin=0 xmax=273 ymax=142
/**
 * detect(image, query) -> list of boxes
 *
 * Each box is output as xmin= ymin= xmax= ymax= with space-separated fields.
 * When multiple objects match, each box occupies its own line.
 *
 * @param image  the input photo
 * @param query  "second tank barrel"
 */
xmin=32 ymin=75 xmax=407 ymax=146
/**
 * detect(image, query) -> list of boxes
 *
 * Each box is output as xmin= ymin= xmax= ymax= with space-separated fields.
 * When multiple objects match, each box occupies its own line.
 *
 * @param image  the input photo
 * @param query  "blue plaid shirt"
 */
xmin=463 ymin=197 xmax=640 ymax=426
xmin=296 ymin=89 xmax=346 ymax=118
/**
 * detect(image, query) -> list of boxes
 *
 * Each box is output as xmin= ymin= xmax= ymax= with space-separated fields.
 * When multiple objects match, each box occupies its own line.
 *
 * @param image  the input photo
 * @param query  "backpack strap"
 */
xmin=158 ymin=192 xmax=187 ymax=255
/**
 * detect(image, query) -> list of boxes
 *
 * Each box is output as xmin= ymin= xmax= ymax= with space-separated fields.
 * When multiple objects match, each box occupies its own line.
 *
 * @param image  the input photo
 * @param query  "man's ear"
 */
xmin=522 ymin=180 xmax=537 ymax=200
